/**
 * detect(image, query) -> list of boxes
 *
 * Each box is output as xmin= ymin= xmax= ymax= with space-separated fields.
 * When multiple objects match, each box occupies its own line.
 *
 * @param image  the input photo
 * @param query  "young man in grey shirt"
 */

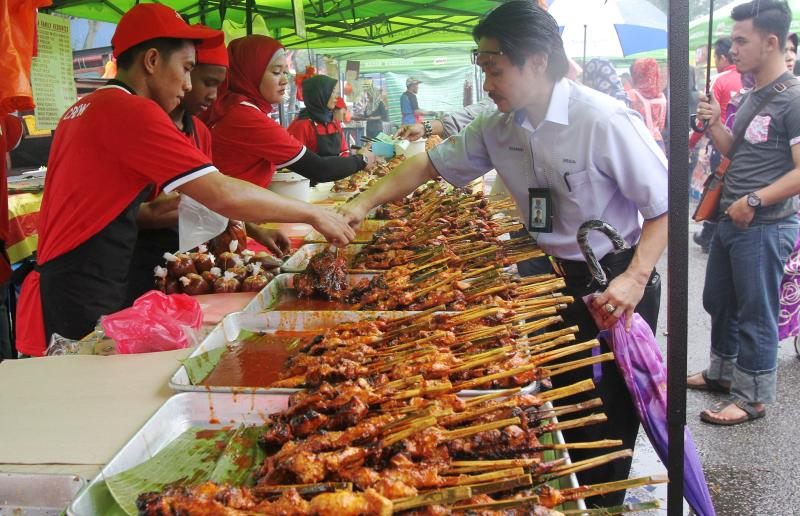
xmin=691 ymin=0 xmax=800 ymax=425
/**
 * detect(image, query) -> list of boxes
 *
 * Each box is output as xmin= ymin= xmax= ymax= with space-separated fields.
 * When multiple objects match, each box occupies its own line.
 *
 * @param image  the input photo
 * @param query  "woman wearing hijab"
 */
xmin=627 ymin=58 xmax=667 ymax=150
xmin=582 ymin=58 xmax=630 ymax=106
xmin=287 ymin=75 xmax=349 ymax=157
xmin=206 ymin=35 xmax=374 ymax=191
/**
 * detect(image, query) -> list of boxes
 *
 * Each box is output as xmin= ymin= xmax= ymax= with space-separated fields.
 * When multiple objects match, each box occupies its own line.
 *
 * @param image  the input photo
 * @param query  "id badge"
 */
xmin=528 ymin=188 xmax=553 ymax=233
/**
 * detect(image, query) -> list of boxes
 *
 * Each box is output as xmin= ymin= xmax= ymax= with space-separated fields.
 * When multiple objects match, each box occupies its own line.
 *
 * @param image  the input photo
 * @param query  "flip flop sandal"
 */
xmin=686 ymin=370 xmax=731 ymax=394
xmin=700 ymin=399 xmax=766 ymax=426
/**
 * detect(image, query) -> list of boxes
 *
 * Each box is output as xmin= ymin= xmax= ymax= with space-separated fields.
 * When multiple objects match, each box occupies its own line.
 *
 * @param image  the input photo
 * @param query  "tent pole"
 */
xmin=245 ymin=0 xmax=254 ymax=35
xmin=582 ymin=24 xmax=587 ymax=70
xmin=667 ymin=0 xmax=689 ymax=514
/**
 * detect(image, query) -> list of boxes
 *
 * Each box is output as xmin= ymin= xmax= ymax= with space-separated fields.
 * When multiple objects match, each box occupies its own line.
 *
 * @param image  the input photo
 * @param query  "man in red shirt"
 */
xmin=16 ymin=4 xmax=354 ymax=356
xmin=127 ymin=35 xmax=231 ymax=304
xmin=694 ymin=37 xmax=743 ymax=252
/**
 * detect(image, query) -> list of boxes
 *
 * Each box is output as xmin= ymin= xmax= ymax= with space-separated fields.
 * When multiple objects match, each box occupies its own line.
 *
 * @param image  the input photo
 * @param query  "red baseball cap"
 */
xmin=196 ymin=31 xmax=229 ymax=67
xmin=112 ymin=4 xmax=223 ymax=58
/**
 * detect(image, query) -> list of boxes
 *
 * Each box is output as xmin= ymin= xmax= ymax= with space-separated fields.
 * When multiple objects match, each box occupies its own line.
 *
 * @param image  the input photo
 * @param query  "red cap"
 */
xmin=112 ymin=4 xmax=223 ymax=58
xmin=196 ymin=34 xmax=228 ymax=67
xmin=335 ymin=96 xmax=347 ymax=109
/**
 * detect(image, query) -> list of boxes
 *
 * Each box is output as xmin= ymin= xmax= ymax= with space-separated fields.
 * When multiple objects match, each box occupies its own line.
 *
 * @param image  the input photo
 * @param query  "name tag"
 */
xmin=528 ymin=188 xmax=553 ymax=233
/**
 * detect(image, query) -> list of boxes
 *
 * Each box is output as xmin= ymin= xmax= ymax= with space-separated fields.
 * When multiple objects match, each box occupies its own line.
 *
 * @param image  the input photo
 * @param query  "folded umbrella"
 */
xmin=577 ymin=220 xmax=716 ymax=516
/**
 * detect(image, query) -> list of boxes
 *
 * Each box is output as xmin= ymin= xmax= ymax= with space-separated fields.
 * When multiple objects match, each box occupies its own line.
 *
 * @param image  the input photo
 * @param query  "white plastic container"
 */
xmin=397 ymin=138 xmax=426 ymax=157
xmin=268 ymin=171 xmax=311 ymax=202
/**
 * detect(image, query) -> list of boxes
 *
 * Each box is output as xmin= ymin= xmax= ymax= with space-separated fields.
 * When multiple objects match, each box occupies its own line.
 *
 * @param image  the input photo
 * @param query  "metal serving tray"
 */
xmin=67 ymin=393 xmax=289 ymax=516
xmin=170 ymin=310 xmax=413 ymax=395
xmin=69 ymin=393 xmax=582 ymax=515
xmin=304 ymin=219 xmax=388 ymax=243
xmin=170 ymin=309 xmax=538 ymax=398
xmin=281 ymin=244 xmax=367 ymax=273
xmin=242 ymin=273 xmax=376 ymax=312
xmin=1 ymin=473 xmax=85 ymax=515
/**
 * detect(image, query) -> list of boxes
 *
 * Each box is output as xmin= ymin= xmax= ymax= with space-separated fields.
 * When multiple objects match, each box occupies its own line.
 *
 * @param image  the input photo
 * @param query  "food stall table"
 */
xmin=0 ymin=347 xmax=194 ymax=483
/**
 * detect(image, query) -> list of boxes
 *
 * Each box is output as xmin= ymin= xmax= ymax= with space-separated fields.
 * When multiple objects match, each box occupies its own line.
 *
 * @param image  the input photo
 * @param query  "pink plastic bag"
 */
xmin=101 ymin=290 xmax=203 ymax=354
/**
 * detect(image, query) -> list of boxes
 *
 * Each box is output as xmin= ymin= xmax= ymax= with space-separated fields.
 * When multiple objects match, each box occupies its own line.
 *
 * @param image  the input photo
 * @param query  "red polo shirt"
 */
xmin=210 ymin=101 xmax=305 ymax=188
xmin=16 ymin=82 xmax=217 ymax=356
xmin=712 ymin=65 xmax=743 ymax=123
xmin=286 ymin=117 xmax=348 ymax=156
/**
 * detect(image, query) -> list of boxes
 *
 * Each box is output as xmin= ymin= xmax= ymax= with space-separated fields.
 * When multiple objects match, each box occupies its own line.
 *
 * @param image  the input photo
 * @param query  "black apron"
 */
xmin=126 ymin=114 xmax=199 ymax=304
xmin=311 ymin=119 xmax=344 ymax=158
xmin=39 ymin=186 xmax=153 ymax=342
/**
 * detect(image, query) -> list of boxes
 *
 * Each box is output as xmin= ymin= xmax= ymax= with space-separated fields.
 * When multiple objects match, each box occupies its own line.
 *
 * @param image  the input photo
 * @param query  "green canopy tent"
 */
xmin=50 ymin=0 xmax=498 ymax=48
xmin=689 ymin=0 xmax=800 ymax=51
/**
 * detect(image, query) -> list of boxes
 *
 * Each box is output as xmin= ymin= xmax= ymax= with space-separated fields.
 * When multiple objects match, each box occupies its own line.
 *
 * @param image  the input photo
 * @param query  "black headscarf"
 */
xmin=298 ymin=75 xmax=338 ymax=124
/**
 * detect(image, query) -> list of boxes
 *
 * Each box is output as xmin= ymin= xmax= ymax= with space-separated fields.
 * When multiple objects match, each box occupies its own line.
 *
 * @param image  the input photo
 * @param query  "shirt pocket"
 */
xmin=745 ymin=115 xmax=771 ymax=145
xmin=563 ymin=170 xmax=591 ymax=191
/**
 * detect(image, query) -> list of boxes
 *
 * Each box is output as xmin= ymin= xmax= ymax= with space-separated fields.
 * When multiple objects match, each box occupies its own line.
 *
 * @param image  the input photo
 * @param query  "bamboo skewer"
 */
xmin=540 ymin=413 xmax=608 ymax=434
xmin=392 ymin=486 xmax=473 ymax=512
xmin=537 ymin=379 xmax=596 ymax=402
xmin=546 ymin=352 xmax=616 ymax=377
xmin=463 ymin=388 xmax=521 ymax=407
xmin=443 ymin=416 xmax=521 ymax=441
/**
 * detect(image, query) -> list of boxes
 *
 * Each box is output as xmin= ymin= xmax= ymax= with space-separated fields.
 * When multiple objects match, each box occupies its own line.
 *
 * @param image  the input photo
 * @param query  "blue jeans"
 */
xmin=703 ymin=216 xmax=800 ymax=403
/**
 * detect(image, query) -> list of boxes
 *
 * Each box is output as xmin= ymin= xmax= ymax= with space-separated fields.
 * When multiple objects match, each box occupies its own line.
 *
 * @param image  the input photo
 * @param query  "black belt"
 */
xmin=551 ymin=247 xmax=636 ymax=281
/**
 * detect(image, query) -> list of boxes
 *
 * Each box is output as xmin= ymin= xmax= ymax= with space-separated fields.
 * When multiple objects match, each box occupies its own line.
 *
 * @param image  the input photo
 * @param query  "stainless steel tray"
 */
xmin=69 ymin=393 xmax=582 ymax=515
xmin=242 ymin=273 xmax=376 ymax=312
xmin=281 ymin=244 xmax=366 ymax=273
xmin=67 ymin=392 xmax=289 ymax=516
xmin=1 ymin=473 xmax=85 ymax=515
xmin=170 ymin=310 xmax=414 ymax=395
xmin=170 ymin=309 xmax=538 ymax=397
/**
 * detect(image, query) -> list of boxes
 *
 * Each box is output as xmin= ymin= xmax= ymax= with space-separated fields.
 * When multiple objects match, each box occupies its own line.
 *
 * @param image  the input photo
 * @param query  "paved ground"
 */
xmin=621 ymin=216 xmax=800 ymax=516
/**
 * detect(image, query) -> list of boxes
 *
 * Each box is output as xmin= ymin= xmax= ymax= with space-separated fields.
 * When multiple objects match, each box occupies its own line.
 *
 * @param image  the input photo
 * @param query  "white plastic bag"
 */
xmin=178 ymin=195 xmax=228 ymax=253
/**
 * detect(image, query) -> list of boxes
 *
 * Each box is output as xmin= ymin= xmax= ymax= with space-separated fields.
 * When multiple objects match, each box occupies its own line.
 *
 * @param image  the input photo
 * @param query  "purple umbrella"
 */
xmin=577 ymin=220 xmax=716 ymax=516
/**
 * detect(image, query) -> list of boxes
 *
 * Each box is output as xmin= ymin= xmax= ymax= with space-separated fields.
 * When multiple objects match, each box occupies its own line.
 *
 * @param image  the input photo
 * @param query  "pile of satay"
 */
xmin=137 ymin=182 xmax=667 ymax=514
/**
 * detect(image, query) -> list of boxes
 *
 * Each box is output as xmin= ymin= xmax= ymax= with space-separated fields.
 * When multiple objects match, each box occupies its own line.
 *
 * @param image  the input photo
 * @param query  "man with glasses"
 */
xmin=342 ymin=1 xmax=667 ymax=506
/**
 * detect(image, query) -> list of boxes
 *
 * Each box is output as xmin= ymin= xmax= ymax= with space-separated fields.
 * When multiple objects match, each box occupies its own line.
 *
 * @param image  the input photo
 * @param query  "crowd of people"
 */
xmin=0 ymin=0 xmax=798 ymax=508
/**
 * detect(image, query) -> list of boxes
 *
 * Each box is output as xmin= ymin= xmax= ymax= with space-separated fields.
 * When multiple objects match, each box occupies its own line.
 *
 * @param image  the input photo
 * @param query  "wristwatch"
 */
xmin=358 ymin=153 xmax=369 ymax=169
xmin=422 ymin=120 xmax=434 ymax=139
xmin=746 ymin=192 xmax=762 ymax=208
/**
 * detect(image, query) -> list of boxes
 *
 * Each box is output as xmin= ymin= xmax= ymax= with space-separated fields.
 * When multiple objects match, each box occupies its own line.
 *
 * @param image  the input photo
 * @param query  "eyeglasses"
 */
xmin=471 ymin=49 xmax=505 ymax=66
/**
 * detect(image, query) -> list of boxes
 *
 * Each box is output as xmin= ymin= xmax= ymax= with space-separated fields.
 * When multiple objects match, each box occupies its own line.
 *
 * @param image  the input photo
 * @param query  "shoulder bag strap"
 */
xmin=727 ymin=78 xmax=800 ymax=160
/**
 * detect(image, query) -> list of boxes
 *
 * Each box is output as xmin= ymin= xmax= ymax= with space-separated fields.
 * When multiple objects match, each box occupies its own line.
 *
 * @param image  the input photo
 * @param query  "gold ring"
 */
xmin=604 ymin=303 xmax=616 ymax=314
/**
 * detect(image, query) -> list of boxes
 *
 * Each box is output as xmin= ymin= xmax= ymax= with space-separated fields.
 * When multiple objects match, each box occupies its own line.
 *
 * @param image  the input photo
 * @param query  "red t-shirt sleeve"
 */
xmin=109 ymin=101 xmax=217 ymax=192
xmin=228 ymin=106 xmax=306 ymax=168
xmin=287 ymin=118 xmax=317 ymax=153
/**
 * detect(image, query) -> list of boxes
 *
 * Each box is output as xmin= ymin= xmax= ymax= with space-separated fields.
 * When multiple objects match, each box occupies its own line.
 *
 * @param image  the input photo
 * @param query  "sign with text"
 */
xmin=31 ymin=13 xmax=77 ymax=130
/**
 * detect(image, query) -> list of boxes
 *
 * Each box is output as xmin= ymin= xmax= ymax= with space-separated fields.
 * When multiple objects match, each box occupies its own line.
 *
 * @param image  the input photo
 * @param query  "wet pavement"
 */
xmin=621 ymin=218 xmax=800 ymax=515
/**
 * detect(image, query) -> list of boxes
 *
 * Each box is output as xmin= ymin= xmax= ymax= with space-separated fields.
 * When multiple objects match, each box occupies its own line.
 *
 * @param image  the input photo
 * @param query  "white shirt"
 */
xmin=428 ymin=78 xmax=668 ymax=261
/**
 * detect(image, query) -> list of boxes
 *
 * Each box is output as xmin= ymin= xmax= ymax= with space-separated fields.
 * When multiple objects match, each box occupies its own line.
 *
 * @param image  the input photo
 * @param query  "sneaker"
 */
xmin=693 ymin=232 xmax=709 ymax=253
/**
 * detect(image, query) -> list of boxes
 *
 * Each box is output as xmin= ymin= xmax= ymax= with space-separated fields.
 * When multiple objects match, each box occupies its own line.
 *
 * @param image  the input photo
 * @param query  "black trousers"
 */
xmin=538 ymin=252 xmax=661 ymax=507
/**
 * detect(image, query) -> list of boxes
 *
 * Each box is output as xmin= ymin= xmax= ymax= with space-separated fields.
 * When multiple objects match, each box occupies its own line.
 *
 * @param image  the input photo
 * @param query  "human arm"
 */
xmin=591 ymin=213 xmax=667 ymax=330
xmin=343 ymin=114 xmax=495 ymax=226
xmin=590 ymin=110 xmax=669 ymax=330
xmin=395 ymin=99 xmax=496 ymax=140
xmin=137 ymin=193 xmax=180 ymax=229
xmin=725 ymin=143 xmax=800 ymax=228
xmin=175 ymin=171 xmax=354 ymax=246
xmin=340 ymin=152 xmax=439 ymax=225
xmin=245 ymin=222 xmax=291 ymax=257
xmin=696 ymin=92 xmax=735 ymax=156
xmin=290 ymin=148 xmax=374 ymax=182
